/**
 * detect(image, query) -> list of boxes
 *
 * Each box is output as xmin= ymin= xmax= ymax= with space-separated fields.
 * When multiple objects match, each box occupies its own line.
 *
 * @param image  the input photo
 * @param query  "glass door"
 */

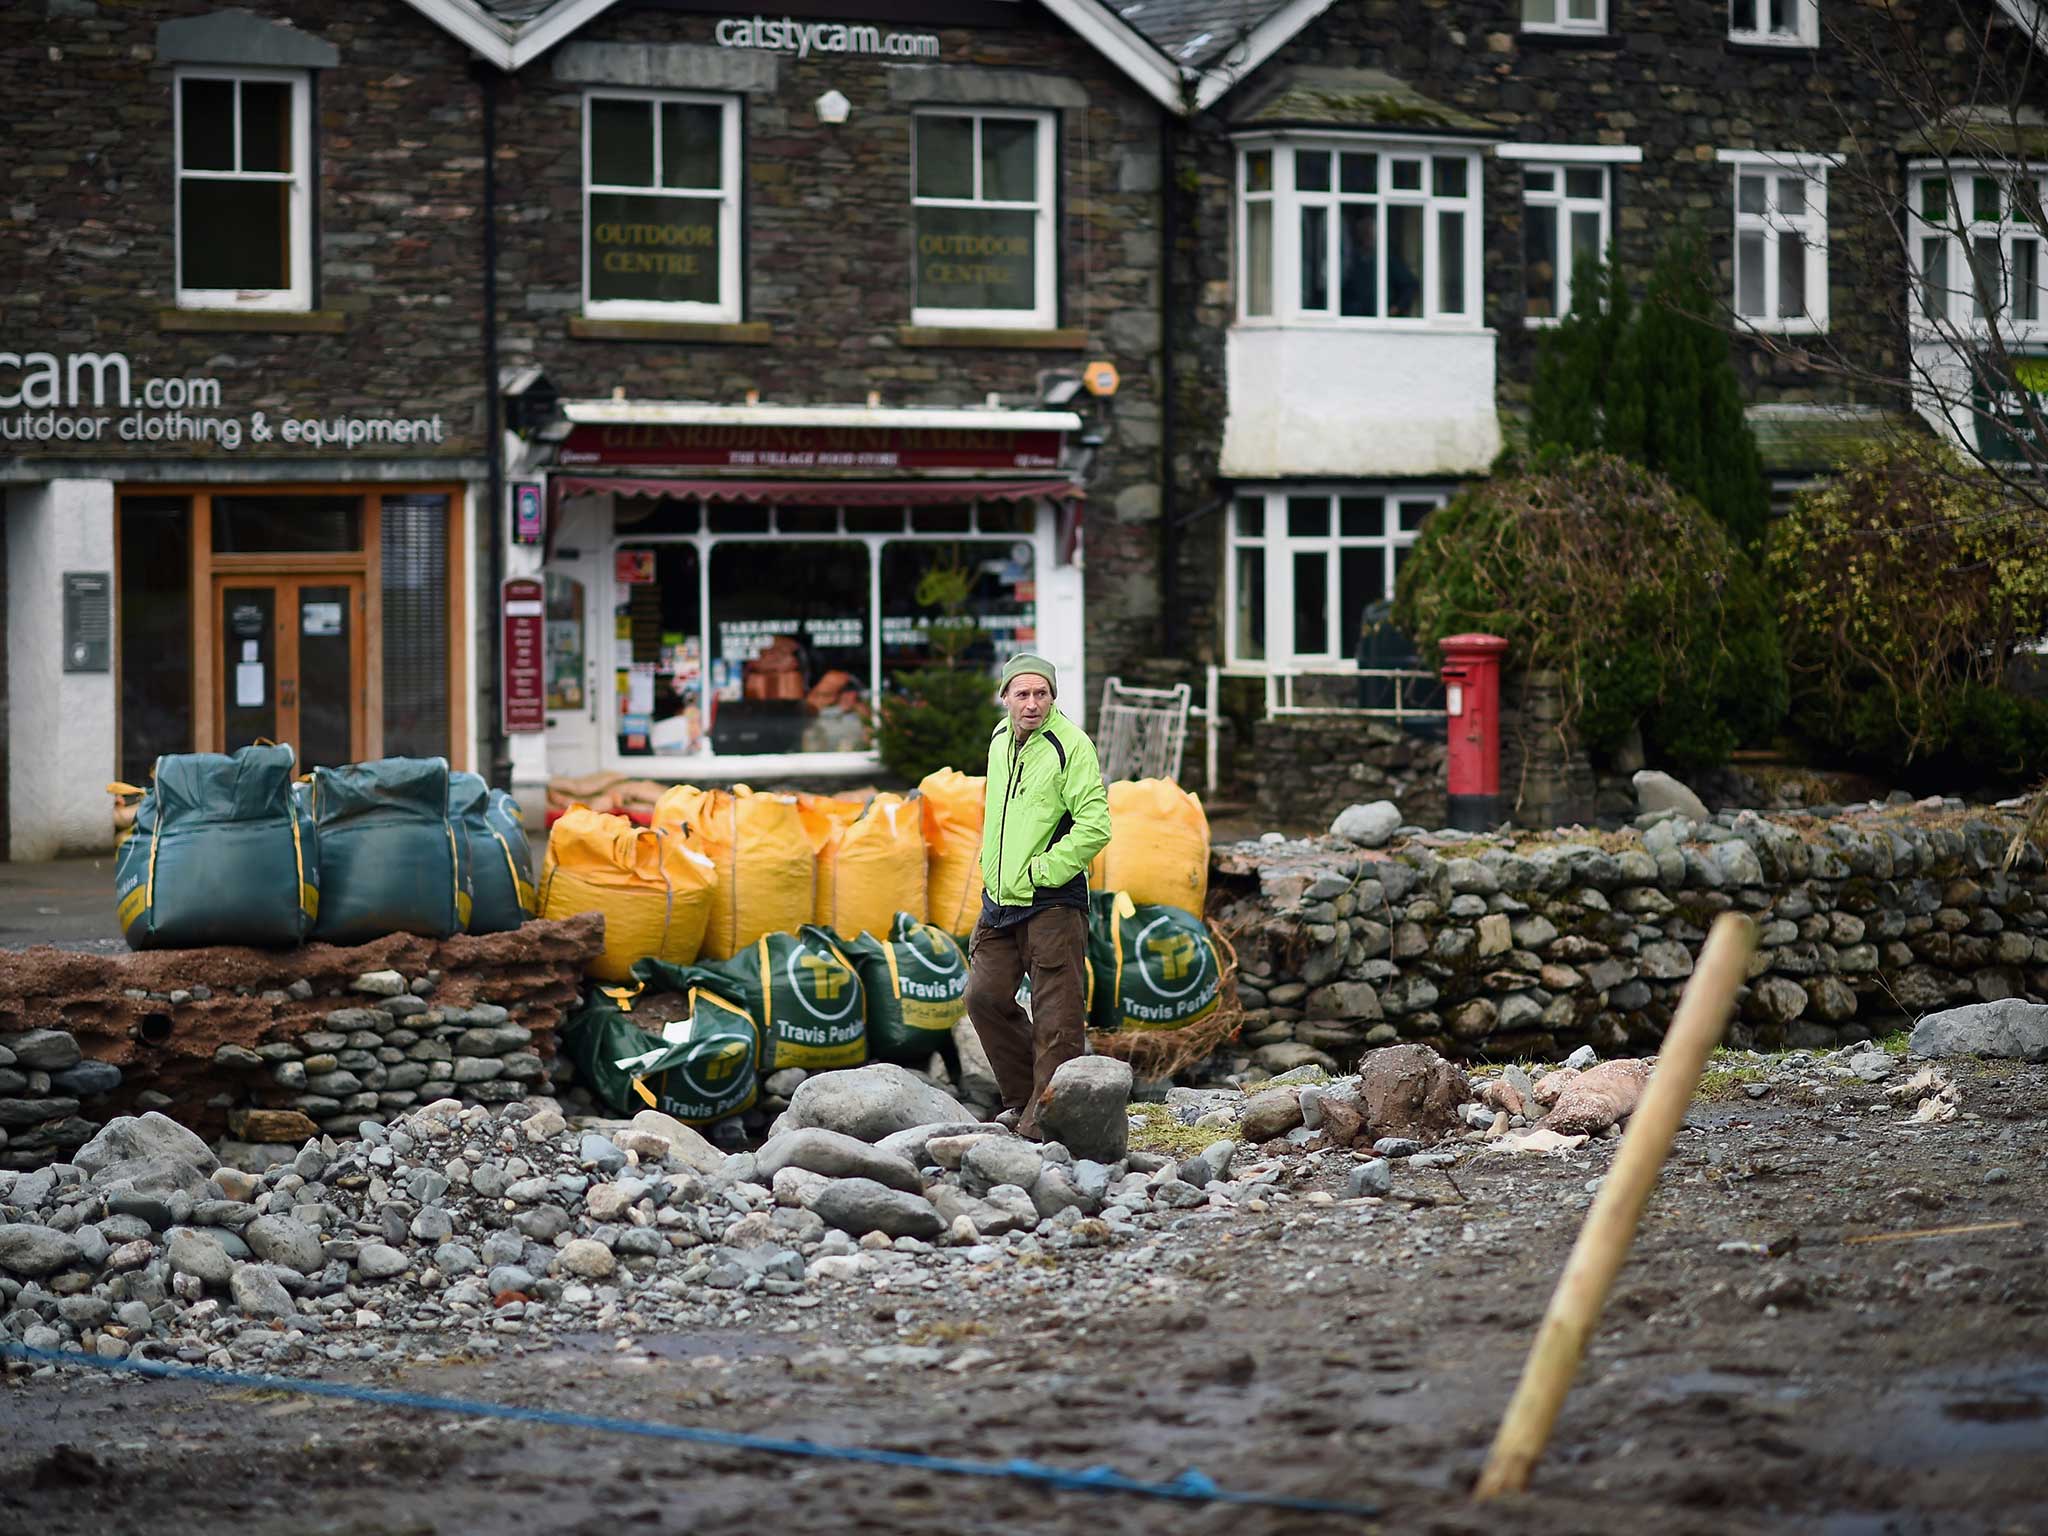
xmin=215 ymin=577 xmax=364 ymax=767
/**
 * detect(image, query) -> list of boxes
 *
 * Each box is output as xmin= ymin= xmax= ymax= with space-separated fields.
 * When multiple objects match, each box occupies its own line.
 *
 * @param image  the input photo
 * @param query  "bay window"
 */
xmin=1225 ymin=488 xmax=1445 ymax=667
xmin=1718 ymin=151 xmax=1831 ymax=333
xmin=584 ymin=92 xmax=742 ymax=322
xmin=1236 ymin=138 xmax=1483 ymax=326
xmin=1911 ymin=166 xmax=2048 ymax=332
xmin=175 ymin=69 xmax=312 ymax=310
xmin=912 ymin=110 xmax=1056 ymax=329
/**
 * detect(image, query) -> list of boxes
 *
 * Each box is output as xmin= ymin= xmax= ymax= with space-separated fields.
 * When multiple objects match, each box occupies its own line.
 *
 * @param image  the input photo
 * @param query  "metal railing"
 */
xmin=1200 ymin=663 xmax=1447 ymax=796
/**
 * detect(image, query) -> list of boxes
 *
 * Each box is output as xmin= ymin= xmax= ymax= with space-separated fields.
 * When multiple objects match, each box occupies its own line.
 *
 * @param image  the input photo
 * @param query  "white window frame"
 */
xmin=1728 ymin=0 xmax=1819 ymax=46
xmin=1717 ymin=150 xmax=1833 ymax=335
xmin=1908 ymin=161 xmax=2048 ymax=342
xmin=173 ymin=67 xmax=313 ymax=312
xmin=1521 ymin=0 xmax=1607 ymax=37
xmin=582 ymin=90 xmax=743 ymax=324
xmin=910 ymin=109 xmax=1057 ymax=331
xmin=1223 ymin=487 xmax=1447 ymax=670
xmin=1234 ymin=135 xmax=1485 ymax=331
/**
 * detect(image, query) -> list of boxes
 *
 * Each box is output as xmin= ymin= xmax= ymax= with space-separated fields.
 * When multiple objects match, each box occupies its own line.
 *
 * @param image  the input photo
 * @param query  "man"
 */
xmin=964 ymin=653 xmax=1111 ymax=1139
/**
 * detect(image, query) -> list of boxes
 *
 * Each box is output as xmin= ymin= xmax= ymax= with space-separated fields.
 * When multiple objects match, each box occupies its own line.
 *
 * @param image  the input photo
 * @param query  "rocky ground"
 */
xmin=2 ymin=1037 xmax=2045 ymax=1535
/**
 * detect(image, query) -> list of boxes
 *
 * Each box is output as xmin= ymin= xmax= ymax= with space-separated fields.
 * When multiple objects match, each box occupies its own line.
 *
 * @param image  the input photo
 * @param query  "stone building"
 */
xmin=3 ymin=0 xmax=2038 ymax=857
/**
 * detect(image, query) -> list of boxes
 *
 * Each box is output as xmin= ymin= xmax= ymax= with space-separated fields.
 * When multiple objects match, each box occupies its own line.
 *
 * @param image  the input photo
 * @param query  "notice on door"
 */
xmin=302 ymin=601 xmax=344 ymax=636
xmin=236 ymin=662 xmax=265 ymax=707
xmin=503 ymin=577 xmax=546 ymax=734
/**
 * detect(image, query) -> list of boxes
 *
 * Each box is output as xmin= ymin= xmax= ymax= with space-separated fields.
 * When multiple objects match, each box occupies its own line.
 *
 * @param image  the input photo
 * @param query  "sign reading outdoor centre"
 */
xmin=558 ymin=422 xmax=1062 ymax=470
xmin=0 ymin=347 xmax=450 ymax=453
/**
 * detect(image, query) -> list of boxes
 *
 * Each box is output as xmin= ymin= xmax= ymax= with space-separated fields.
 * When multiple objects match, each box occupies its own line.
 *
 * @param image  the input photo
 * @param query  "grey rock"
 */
xmin=351 ymin=970 xmax=408 ymax=997
xmin=1038 ymin=1056 xmax=1132 ymax=1162
xmin=579 ymin=1133 xmax=627 ymax=1174
xmin=811 ymin=1177 xmax=945 ymax=1239
xmin=754 ymin=1127 xmax=924 ymax=1193
xmin=356 ymin=1243 xmax=409 ymax=1280
xmin=1331 ymin=801 xmax=1402 ymax=848
xmin=57 ymin=1294 xmax=113 ymax=1329
xmin=1564 ymin=1045 xmax=1599 ymax=1071
xmin=1909 ymin=999 xmax=2048 ymax=1063
xmin=1200 ymin=1140 xmax=1237 ymax=1181
xmin=960 ymin=1137 xmax=1046 ymax=1197
xmin=1633 ymin=770 xmax=1709 ymax=821
xmin=1372 ymin=1138 xmax=1422 ymax=1159
xmin=410 ymin=1206 xmax=455 ymax=1244
xmin=1346 ymin=1159 xmax=1393 ymax=1198
xmin=1239 ymin=1087 xmax=1305 ymax=1142
xmin=166 ymin=1228 xmax=235 ymax=1288
xmin=874 ymin=1120 xmax=992 ymax=1168
xmin=74 ymin=1113 xmax=218 ymax=1196
xmin=1031 ymin=1164 xmax=1092 ymax=1218
xmin=434 ymin=1242 xmax=482 ymax=1274
xmin=229 ymin=1264 xmax=298 ymax=1320
xmin=0 ymin=1030 xmax=82 ymax=1071
xmin=105 ymin=1189 xmax=176 ymax=1230
xmin=0 ymin=1223 xmax=82 ymax=1278
xmin=50 ymin=1061 xmax=122 ymax=1098
xmin=487 ymin=1265 xmax=536 ymax=1294
xmin=623 ymin=1110 xmax=727 ymax=1174
xmin=780 ymin=1063 xmax=971 ymax=1143
xmin=243 ymin=1215 xmax=325 ymax=1274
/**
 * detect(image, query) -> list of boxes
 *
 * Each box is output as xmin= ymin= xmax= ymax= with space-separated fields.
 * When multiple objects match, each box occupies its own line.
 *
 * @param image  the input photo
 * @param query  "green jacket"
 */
xmin=979 ymin=708 xmax=1112 ymax=910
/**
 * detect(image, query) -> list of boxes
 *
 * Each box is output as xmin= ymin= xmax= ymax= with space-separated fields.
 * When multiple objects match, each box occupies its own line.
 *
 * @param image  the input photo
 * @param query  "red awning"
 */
xmin=551 ymin=475 xmax=1084 ymax=507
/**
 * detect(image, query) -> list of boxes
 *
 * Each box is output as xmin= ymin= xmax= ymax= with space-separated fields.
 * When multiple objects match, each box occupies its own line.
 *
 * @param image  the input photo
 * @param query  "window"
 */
xmin=1718 ymin=152 xmax=1830 ymax=333
xmin=1730 ymin=0 xmax=1818 ymax=46
xmin=1520 ymin=164 xmax=1610 ymax=322
xmin=584 ymin=92 xmax=741 ymax=322
xmin=1236 ymin=140 xmax=1481 ymax=326
xmin=1225 ymin=489 xmax=1445 ymax=667
xmin=608 ymin=504 xmax=1040 ymax=760
xmin=1911 ymin=167 xmax=2048 ymax=332
xmin=912 ymin=111 xmax=1056 ymax=329
xmin=174 ymin=70 xmax=311 ymax=310
xmin=1522 ymin=0 xmax=1606 ymax=34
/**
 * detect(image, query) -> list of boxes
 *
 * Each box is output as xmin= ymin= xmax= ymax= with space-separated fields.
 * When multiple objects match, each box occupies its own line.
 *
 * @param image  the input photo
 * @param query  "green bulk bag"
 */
xmin=682 ymin=925 xmax=868 ymax=1074
xmin=112 ymin=744 xmax=319 ymax=950
xmin=846 ymin=912 xmax=967 ymax=1065
xmin=311 ymin=757 xmax=471 ymax=944
xmin=450 ymin=771 xmax=536 ymax=934
xmin=1086 ymin=889 xmax=1223 ymax=1033
xmin=559 ymin=965 xmax=759 ymax=1126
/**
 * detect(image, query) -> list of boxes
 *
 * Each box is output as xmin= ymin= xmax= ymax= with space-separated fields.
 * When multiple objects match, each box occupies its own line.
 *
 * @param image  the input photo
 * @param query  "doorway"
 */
xmin=214 ymin=575 xmax=365 ymax=768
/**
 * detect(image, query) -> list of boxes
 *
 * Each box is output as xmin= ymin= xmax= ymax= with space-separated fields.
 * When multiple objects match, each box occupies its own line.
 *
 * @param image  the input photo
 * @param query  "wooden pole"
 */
xmin=1472 ymin=911 xmax=1758 ymax=1501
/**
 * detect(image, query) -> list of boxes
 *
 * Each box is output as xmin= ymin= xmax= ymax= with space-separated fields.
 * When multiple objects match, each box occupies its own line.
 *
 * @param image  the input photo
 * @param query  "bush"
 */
xmin=1393 ymin=453 xmax=1786 ymax=767
xmin=1768 ymin=436 xmax=2048 ymax=781
xmin=877 ymin=667 xmax=1000 ymax=784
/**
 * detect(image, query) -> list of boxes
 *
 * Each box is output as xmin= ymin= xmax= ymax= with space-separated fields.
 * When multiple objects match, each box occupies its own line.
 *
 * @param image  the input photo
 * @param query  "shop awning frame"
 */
xmin=550 ymin=474 xmax=1084 ymax=507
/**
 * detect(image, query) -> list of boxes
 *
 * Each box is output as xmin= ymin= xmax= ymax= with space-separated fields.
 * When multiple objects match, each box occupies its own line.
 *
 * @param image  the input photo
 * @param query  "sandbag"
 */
xmin=814 ymin=791 xmax=926 ymax=943
xmin=559 ymin=970 xmax=759 ymax=1126
xmin=683 ymin=925 xmax=867 ymax=1074
xmin=654 ymin=786 xmax=815 ymax=960
xmin=1086 ymin=889 xmax=1223 ymax=1032
xmin=311 ymin=757 xmax=470 ymax=944
xmin=919 ymin=767 xmax=985 ymax=938
xmin=111 ymin=744 xmax=319 ymax=950
xmin=846 ymin=912 xmax=968 ymax=1065
xmin=540 ymin=808 xmax=715 ymax=981
xmin=1088 ymin=779 xmax=1210 ymax=917
xmin=450 ymin=771 xmax=536 ymax=935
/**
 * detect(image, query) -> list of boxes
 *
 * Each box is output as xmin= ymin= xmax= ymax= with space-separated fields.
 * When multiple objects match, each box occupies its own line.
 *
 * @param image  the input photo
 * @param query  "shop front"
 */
xmin=510 ymin=403 xmax=1086 ymax=791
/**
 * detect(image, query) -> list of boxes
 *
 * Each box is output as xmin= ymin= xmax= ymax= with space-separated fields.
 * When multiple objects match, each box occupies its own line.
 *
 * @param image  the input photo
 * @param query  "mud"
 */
xmin=3 ymin=1058 xmax=2043 ymax=1534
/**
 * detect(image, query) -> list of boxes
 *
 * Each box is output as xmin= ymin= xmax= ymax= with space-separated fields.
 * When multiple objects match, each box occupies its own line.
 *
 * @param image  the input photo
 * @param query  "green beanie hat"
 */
xmin=999 ymin=652 xmax=1058 ymax=696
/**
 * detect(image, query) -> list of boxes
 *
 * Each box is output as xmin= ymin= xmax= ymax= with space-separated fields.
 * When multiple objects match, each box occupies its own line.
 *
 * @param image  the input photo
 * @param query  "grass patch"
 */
xmin=1696 ymin=1050 xmax=1773 ymax=1101
xmin=1128 ymin=1101 xmax=1236 ymax=1159
xmin=1875 ymin=1029 xmax=1912 ymax=1056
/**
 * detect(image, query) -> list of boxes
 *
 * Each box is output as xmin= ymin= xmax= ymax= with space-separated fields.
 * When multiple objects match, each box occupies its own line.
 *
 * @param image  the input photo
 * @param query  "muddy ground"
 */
xmin=3 ymin=1056 xmax=2044 ymax=1536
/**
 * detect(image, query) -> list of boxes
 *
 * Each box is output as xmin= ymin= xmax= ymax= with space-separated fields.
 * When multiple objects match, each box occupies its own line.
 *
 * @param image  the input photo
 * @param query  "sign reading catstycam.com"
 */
xmin=713 ymin=16 xmax=940 ymax=58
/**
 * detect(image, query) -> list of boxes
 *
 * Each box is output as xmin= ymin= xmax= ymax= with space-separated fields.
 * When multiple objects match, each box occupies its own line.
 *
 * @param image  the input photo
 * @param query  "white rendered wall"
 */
xmin=6 ymin=479 xmax=118 ymax=859
xmin=1219 ymin=327 xmax=1503 ymax=479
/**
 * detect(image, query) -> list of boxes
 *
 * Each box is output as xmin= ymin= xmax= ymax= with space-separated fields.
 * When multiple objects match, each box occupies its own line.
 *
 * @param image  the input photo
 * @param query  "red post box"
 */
xmin=1440 ymin=632 xmax=1508 ymax=831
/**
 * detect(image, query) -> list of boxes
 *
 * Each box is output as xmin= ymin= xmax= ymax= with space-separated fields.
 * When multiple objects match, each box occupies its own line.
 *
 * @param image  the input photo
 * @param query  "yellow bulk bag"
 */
xmin=1088 ymin=779 xmax=1210 ymax=917
xmin=794 ymin=792 xmax=865 ymax=852
xmin=920 ymin=767 xmax=985 ymax=938
xmin=654 ymin=785 xmax=815 ymax=960
xmin=814 ymin=791 xmax=927 ymax=943
xmin=539 ymin=808 xmax=715 ymax=982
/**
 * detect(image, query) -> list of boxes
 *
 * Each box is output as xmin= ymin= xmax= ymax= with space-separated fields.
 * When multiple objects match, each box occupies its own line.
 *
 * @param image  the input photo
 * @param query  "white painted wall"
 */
xmin=6 ymin=478 xmax=118 ymax=859
xmin=1219 ymin=326 xmax=1503 ymax=479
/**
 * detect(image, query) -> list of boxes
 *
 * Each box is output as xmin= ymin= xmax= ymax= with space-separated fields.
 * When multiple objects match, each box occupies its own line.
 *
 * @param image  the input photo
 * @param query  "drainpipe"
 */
xmin=1159 ymin=105 xmax=1182 ymax=657
xmin=477 ymin=62 xmax=509 ymax=789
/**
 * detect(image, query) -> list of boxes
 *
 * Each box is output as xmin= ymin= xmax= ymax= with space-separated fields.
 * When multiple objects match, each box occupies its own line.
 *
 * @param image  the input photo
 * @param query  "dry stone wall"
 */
xmin=1213 ymin=804 xmax=2046 ymax=1066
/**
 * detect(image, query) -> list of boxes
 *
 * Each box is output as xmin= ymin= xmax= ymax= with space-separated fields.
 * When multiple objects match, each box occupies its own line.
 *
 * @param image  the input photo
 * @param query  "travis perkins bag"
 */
xmin=683 ymin=924 xmax=868 ymax=1074
xmin=845 ymin=912 xmax=968 ymax=1065
xmin=558 ymin=961 xmax=760 ymax=1126
xmin=1086 ymin=889 xmax=1223 ymax=1033
xmin=449 ymin=770 xmax=536 ymax=934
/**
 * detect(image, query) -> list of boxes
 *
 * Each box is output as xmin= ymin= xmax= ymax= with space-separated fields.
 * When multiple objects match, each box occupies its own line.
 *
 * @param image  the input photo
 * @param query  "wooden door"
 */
xmin=215 ymin=575 xmax=365 ymax=767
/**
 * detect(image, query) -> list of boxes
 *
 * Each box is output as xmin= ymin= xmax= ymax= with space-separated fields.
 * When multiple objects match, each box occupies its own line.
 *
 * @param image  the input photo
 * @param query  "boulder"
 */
xmin=165 ymin=1228 xmax=235 ymax=1289
xmin=242 ymin=1214 xmax=325 ymax=1274
xmin=959 ymin=1137 xmax=1046 ymax=1197
xmin=1353 ymin=1043 xmax=1470 ymax=1143
xmin=1543 ymin=1058 xmax=1654 ymax=1135
xmin=811 ymin=1177 xmax=945 ymax=1239
xmin=0 ymin=1029 xmax=82 ymax=1072
xmin=1909 ymin=999 xmax=2048 ymax=1063
xmin=1239 ymin=1087 xmax=1305 ymax=1142
xmin=228 ymin=1264 xmax=299 ymax=1321
xmin=1633 ymin=770 xmax=1709 ymax=821
xmin=1331 ymin=801 xmax=1402 ymax=849
xmin=874 ymin=1120 xmax=994 ymax=1168
xmin=624 ymin=1109 xmax=726 ymax=1174
xmin=780 ymin=1064 xmax=972 ymax=1143
xmin=0 ymin=1223 xmax=82 ymax=1278
xmin=1037 ymin=1056 xmax=1132 ymax=1163
xmin=754 ymin=1127 xmax=925 ymax=1194
xmin=75 ymin=1112 xmax=219 ymax=1197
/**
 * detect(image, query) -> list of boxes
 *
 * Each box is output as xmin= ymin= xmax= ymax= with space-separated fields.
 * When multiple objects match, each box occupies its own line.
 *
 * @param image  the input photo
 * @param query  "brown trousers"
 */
xmin=964 ymin=905 xmax=1088 ymax=1137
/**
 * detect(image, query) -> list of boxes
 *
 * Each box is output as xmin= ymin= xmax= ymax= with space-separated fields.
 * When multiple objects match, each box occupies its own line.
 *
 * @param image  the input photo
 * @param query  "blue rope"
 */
xmin=0 ymin=1341 xmax=1378 ymax=1518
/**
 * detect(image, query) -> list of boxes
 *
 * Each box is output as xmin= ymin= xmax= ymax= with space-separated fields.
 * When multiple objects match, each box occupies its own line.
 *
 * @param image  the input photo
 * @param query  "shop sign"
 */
xmin=0 ymin=347 xmax=449 ymax=454
xmin=1972 ymin=354 xmax=2048 ymax=464
xmin=62 ymin=571 xmax=111 ymax=673
xmin=560 ymin=422 xmax=1062 ymax=470
xmin=712 ymin=16 xmax=940 ymax=59
xmin=503 ymin=578 xmax=547 ymax=734
xmin=511 ymin=481 xmax=545 ymax=545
